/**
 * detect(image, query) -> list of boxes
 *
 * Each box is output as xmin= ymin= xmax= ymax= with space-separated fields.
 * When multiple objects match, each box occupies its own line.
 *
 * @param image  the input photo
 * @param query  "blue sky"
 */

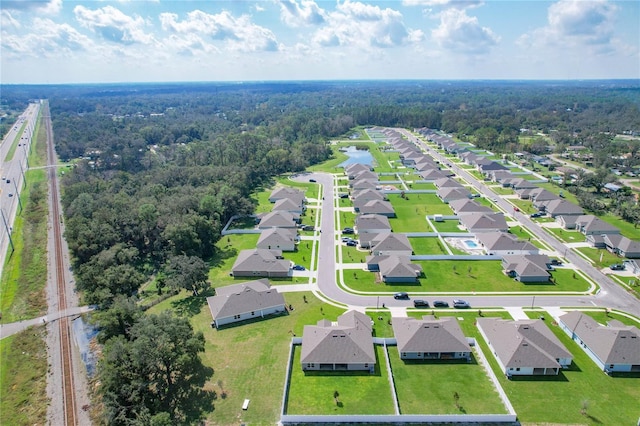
xmin=1 ymin=0 xmax=638 ymax=83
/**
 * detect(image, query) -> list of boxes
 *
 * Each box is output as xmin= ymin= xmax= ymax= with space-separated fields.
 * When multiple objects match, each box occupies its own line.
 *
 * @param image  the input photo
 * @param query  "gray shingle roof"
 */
xmin=232 ymin=249 xmax=289 ymax=274
xmin=258 ymin=211 xmax=298 ymax=228
xmin=360 ymin=200 xmax=395 ymax=215
xmin=449 ymin=198 xmax=493 ymax=215
xmin=393 ymin=316 xmax=471 ymax=354
xmin=378 ymin=256 xmax=422 ymax=279
xmin=459 ymin=213 xmax=508 ymax=232
xmin=355 ymin=214 xmax=392 ymax=232
xmin=559 ymin=311 xmax=640 ymax=365
xmin=257 ymin=228 xmax=296 ymax=248
xmin=207 ymin=279 xmax=285 ymax=321
xmin=301 ymin=311 xmax=375 ymax=365
xmin=476 ymin=232 xmax=538 ymax=252
xmin=371 ymin=233 xmax=413 ymax=253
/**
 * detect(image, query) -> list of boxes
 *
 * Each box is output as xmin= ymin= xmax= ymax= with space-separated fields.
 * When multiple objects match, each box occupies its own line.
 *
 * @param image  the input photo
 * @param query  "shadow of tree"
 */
xmin=171 ymin=287 xmax=215 ymax=317
xmin=209 ymin=246 xmax=238 ymax=269
xmin=178 ymin=364 xmax=216 ymax=424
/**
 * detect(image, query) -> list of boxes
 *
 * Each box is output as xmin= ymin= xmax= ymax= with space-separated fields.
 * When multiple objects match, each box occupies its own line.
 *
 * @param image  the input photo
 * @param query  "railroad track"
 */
xmin=43 ymin=103 xmax=78 ymax=425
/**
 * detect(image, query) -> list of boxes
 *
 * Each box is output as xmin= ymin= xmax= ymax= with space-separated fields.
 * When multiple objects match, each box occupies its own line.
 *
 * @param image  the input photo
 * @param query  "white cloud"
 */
xmin=431 ymin=8 xmax=499 ymax=53
xmin=74 ymin=5 xmax=155 ymax=45
xmin=402 ymin=0 xmax=483 ymax=8
xmin=278 ymin=0 xmax=326 ymax=27
xmin=1 ymin=17 xmax=93 ymax=58
xmin=1 ymin=0 xmax=62 ymax=15
xmin=1 ymin=10 xmax=21 ymax=30
xmin=311 ymin=0 xmax=423 ymax=49
xmin=159 ymin=10 xmax=279 ymax=52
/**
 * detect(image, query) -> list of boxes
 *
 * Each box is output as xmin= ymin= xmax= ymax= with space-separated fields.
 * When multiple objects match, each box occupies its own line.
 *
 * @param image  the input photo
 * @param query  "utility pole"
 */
xmin=12 ymin=180 xmax=23 ymax=213
xmin=1 ymin=209 xmax=14 ymax=253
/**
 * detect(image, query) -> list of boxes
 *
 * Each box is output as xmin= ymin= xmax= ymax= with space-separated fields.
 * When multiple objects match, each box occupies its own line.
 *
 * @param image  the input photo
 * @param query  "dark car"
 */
xmin=342 ymin=227 xmax=354 ymax=234
xmin=530 ymin=212 xmax=543 ymax=218
xmin=393 ymin=292 xmax=409 ymax=300
xmin=610 ymin=264 xmax=625 ymax=271
xmin=341 ymin=237 xmax=353 ymax=243
xmin=302 ymin=225 xmax=314 ymax=231
xmin=433 ymin=300 xmax=449 ymax=308
xmin=413 ymin=299 xmax=429 ymax=308
xmin=550 ymin=259 xmax=562 ymax=266
xmin=309 ymin=178 xmax=316 ymax=183
xmin=346 ymin=240 xmax=357 ymax=247
xmin=453 ymin=299 xmax=470 ymax=309
xmin=339 ymin=193 xmax=349 ymax=199
xmin=292 ymin=265 xmax=306 ymax=271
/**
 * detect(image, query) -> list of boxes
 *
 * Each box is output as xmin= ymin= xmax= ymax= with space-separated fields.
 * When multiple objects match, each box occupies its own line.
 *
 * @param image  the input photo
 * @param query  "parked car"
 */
xmin=530 ymin=212 xmax=543 ymax=218
xmin=6 ymin=179 xmax=10 ymax=184
xmin=302 ymin=225 xmax=314 ymax=231
xmin=292 ymin=265 xmax=306 ymax=271
xmin=339 ymin=193 xmax=349 ymax=199
xmin=8 ymin=193 xmax=13 ymax=197
xmin=413 ymin=299 xmax=429 ymax=308
xmin=550 ymin=259 xmax=562 ymax=266
xmin=393 ymin=292 xmax=409 ymax=300
xmin=342 ymin=227 xmax=354 ymax=234
xmin=453 ymin=299 xmax=470 ymax=309
xmin=341 ymin=237 xmax=353 ymax=243
xmin=433 ymin=300 xmax=449 ymax=308
xmin=309 ymin=179 xmax=316 ymax=183
xmin=610 ymin=264 xmax=625 ymax=271
xmin=346 ymin=240 xmax=357 ymax=247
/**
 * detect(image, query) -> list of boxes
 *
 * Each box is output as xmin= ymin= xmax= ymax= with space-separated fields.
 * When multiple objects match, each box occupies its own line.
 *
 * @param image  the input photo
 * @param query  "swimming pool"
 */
xmin=464 ymin=239 xmax=478 ymax=248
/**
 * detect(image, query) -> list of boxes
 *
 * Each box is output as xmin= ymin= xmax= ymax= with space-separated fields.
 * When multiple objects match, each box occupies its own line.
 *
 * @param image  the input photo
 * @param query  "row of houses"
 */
xmin=231 ymin=187 xmax=308 ymax=278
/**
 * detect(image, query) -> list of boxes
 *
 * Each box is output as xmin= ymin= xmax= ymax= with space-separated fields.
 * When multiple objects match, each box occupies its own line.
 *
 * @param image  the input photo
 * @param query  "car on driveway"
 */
xmin=292 ymin=265 xmax=306 ymax=271
xmin=342 ymin=227 xmax=354 ymax=234
xmin=453 ymin=299 xmax=470 ymax=309
xmin=341 ymin=237 xmax=353 ymax=243
xmin=610 ymin=264 xmax=625 ymax=271
xmin=413 ymin=299 xmax=429 ymax=308
xmin=433 ymin=300 xmax=449 ymax=308
xmin=530 ymin=212 xmax=544 ymax=218
xmin=393 ymin=292 xmax=409 ymax=300
xmin=302 ymin=225 xmax=314 ymax=231
xmin=346 ymin=240 xmax=357 ymax=247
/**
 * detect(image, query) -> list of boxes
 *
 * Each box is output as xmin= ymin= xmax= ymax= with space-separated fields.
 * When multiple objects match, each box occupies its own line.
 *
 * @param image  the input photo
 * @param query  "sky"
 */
xmin=1 ymin=0 xmax=639 ymax=84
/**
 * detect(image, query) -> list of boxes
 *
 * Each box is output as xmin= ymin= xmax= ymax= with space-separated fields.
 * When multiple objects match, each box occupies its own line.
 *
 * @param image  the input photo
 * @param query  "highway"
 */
xmin=293 ymin=129 xmax=640 ymax=319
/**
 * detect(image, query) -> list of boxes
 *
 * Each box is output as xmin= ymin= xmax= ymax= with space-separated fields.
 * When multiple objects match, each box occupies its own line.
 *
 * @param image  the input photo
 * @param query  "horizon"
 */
xmin=1 ymin=0 xmax=638 ymax=84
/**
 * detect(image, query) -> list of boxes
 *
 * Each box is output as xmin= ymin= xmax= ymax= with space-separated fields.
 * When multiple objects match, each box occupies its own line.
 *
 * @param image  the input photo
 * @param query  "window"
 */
xmin=251 ymin=311 xmax=255 ymax=316
xmin=516 ymin=368 xmax=520 ymax=371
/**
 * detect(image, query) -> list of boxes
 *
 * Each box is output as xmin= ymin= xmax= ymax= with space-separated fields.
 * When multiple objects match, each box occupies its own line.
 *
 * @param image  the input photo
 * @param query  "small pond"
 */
xmin=339 ymin=146 xmax=374 ymax=167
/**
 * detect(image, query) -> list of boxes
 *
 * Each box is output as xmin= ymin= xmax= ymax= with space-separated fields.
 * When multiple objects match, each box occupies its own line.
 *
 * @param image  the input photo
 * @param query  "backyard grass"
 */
xmin=544 ymin=227 xmax=587 ymax=243
xmin=336 ymin=210 xmax=356 ymax=230
xmin=341 ymin=261 xmax=592 ymax=294
xmin=388 ymin=194 xmax=452 ymax=232
xmin=147 ymin=291 xmax=346 ymax=424
xmin=286 ymin=344 xmax=395 ymax=415
xmin=484 ymin=310 xmax=640 ymax=425
xmin=408 ymin=237 xmax=448 ymax=255
xmin=431 ymin=219 xmax=464 ymax=233
xmin=576 ymin=309 xmax=640 ymax=327
xmin=598 ymin=213 xmax=640 ymax=240
xmin=389 ymin=349 xmax=508 ymax=415
xmin=0 ymin=326 xmax=48 ymax=426
xmin=575 ymin=247 xmax=623 ymax=269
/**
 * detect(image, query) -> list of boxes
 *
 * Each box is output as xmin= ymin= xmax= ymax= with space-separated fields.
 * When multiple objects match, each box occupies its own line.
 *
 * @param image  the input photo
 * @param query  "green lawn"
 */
xmin=336 ymin=210 xmax=356 ymax=230
xmin=287 ymin=344 xmax=395 ymax=415
xmin=341 ymin=261 xmax=592 ymax=294
xmin=147 ymin=291 xmax=346 ymax=424
xmin=575 ymin=247 xmax=623 ymax=269
xmin=408 ymin=237 xmax=448 ymax=255
xmin=599 ymin=213 xmax=640 ymax=240
xmin=387 ymin=194 xmax=452 ymax=232
xmin=544 ymin=227 xmax=587 ymax=243
xmin=431 ymin=219 xmax=463 ymax=233
xmin=486 ymin=310 xmax=640 ymax=424
xmin=389 ymin=348 xmax=507 ymax=415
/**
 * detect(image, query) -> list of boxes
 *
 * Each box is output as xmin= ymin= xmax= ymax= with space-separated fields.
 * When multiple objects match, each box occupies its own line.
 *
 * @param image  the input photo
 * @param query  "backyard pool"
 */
xmin=464 ymin=239 xmax=479 ymax=249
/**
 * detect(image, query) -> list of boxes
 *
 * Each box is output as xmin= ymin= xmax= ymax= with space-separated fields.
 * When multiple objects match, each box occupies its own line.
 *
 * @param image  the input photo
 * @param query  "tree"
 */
xmin=164 ymin=255 xmax=210 ymax=295
xmin=99 ymin=312 xmax=212 ymax=425
xmin=95 ymin=295 xmax=143 ymax=343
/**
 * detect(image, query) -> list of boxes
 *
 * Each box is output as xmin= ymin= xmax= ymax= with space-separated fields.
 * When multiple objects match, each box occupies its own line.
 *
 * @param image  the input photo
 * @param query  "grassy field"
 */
xmin=341 ymin=260 xmax=592 ymax=294
xmin=147 ymin=291 xmax=347 ymax=424
xmin=388 ymin=194 xmax=452 ymax=232
xmin=389 ymin=348 xmax=508 ymax=415
xmin=575 ymin=247 xmax=623 ymax=269
xmin=544 ymin=226 xmax=587 ymax=243
xmin=431 ymin=219 xmax=463 ymax=233
xmin=408 ymin=237 xmax=448 ymax=255
xmin=485 ymin=310 xmax=640 ymax=424
xmin=287 ymin=345 xmax=395 ymax=415
xmin=0 ymin=327 xmax=48 ymax=426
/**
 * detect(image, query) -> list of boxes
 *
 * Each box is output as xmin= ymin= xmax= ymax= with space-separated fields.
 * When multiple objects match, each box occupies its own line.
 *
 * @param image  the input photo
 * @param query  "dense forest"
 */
xmin=2 ymin=80 xmax=640 ymax=424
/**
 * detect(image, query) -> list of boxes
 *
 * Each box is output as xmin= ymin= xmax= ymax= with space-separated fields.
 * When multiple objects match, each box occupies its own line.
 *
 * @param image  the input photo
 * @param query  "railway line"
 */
xmin=43 ymin=103 xmax=78 ymax=425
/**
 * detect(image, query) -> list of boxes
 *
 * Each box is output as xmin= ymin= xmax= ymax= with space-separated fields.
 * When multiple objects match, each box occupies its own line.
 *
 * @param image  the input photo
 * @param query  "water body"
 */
xmin=339 ymin=146 xmax=374 ymax=167
xmin=72 ymin=315 xmax=99 ymax=376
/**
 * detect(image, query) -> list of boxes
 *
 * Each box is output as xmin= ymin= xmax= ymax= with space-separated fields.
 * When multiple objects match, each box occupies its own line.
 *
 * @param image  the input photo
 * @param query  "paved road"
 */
xmin=293 ymin=130 xmax=640 ymax=319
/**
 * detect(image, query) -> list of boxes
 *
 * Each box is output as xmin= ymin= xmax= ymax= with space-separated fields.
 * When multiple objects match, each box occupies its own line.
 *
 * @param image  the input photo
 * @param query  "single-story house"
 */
xmin=559 ymin=311 xmax=640 ymax=373
xmin=355 ymin=214 xmax=392 ymax=234
xmin=359 ymin=200 xmax=396 ymax=217
xmin=602 ymin=234 xmax=640 ymax=258
xmin=353 ymin=170 xmax=378 ymax=182
xmin=269 ymin=187 xmax=305 ymax=205
xmin=369 ymin=233 xmax=413 ymax=256
xmin=345 ymin=163 xmax=371 ymax=178
xmin=257 ymin=210 xmax=299 ymax=229
xmin=458 ymin=213 xmax=509 ymax=233
xmin=256 ymin=228 xmax=297 ymax=252
xmin=207 ymin=279 xmax=286 ymax=328
xmin=541 ymin=199 xmax=584 ymax=218
xmin=434 ymin=177 xmax=464 ymax=189
xmin=501 ymin=254 xmax=551 ymax=282
xmin=393 ymin=316 xmax=471 ymax=360
xmin=301 ymin=310 xmax=375 ymax=372
xmin=419 ymin=169 xmax=451 ymax=180
xmin=437 ymin=187 xmax=472 ymax=203
xmin=353 ymin=190 xmax=385 ymax=212
xmin=449 ymin=198 xmax=494 ymax=216
xmin=558 ymin=214 xmax=620 ymax=235
xmin=478 ymin=317 xmax=573 ymax=376
xmin=377 ymin=255 xmax=423 ymax=283
xmin=272 ymin=197 xmax=305 ymax=215
xmin=231 ymin=249 xmax=290 ymax=278
xmin=349 ymin=178 xmax=379 ymax=190
xmin=476 ymin=232 xmax=539 ymax=256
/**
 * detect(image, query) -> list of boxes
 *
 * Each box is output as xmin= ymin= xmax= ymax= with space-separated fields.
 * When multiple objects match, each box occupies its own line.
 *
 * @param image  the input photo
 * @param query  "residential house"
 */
xmin=353 ymin=170 xmax=378 ymax=182
xmin=272 ymin=197 xmax=305 ymax=215
xmin=269 ymin=187 xmax=305 ymax=205
xmin=419 ymin=169 xmax=451 ymax=180
xmin=449 ymin=198 xmax=494 ymax=216
xmin=559 ymin=311 xmax=640 ymax=373
xmin=353 ymin=189 xmax=385 ymax=212
xmin=256 ymin=228 xmax=297 ymax=252
xmin=231 ymin=249 xmax=290 ymax=278
xmin=349 ymin=178 xmax=379 ymax=190
xmin=542 ymin=199 xmax=584 ymax=218
xmin=459 ymin=213 xmax=509 ymax=233
xmin=568 ymin=215 xmax=620 ymax=236
xmin=257 ymin=211 xmax=298 ymax=229
xmin=345 ymin=163 xmax=371 ymax=178
xmin=301 ymin=310 xmax=375 ymax=372
xmin=355 ymin=214 xmax=392 ymax=234
xmin=434 ymin=177 xmax=464 ymax=189
xmin=393 ymin=316 xmax=471 ymax=360
xmin=359 ymin=200 xmax=396 ymax=217
xmin=437 ymin=187 xmax=472 ymax=203
xmin=206 ymin=279 xmax=286 ymax=328
xmin=501 ymin=254 xmax=551 ymax=282
xmin=478 ymin=318 xmax=573 ymax=376
xmin=476 ymin=232 xmax=539 ymax=256
xmin=602 ymin=234 xmax=640 ymax=258
xmin=369 ymin=233 xmax=413 ymax=256
xmin=377 ymin=255 xmax=423 ymax=283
